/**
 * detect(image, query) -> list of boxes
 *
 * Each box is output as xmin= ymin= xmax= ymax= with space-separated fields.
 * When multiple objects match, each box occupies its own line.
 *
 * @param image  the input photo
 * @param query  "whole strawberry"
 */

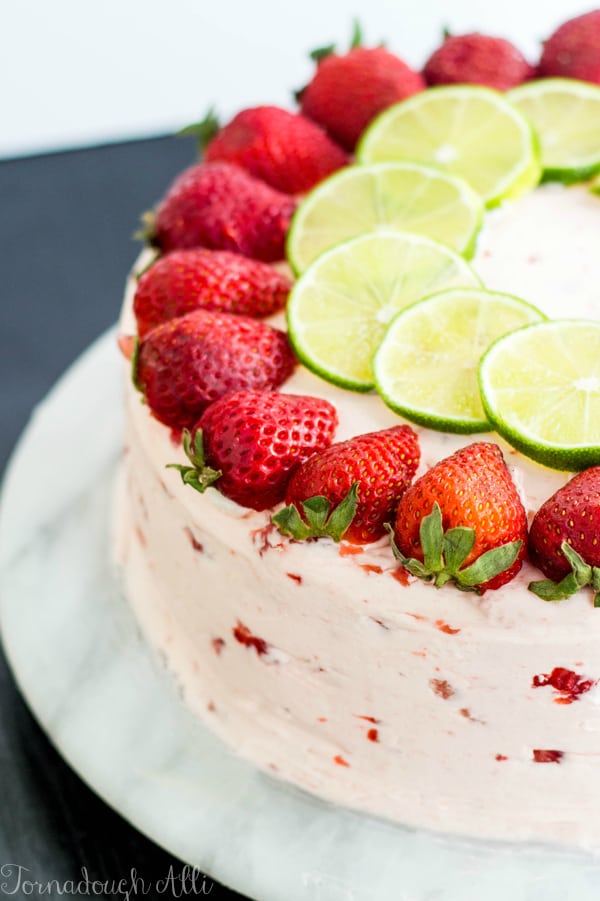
xmin=424 ymin=33 xmax=534 ymax=91
xmin=204 ymin=106 xmax=348 ymax=195
xmin=134 ymin=310 xmax=296 ymax=429
xmin=393 ymin=442 xmax=527 ymax=592
xmin=273 ymin=425 xmax=420 ymax=544
xmin=148 ymin=162 xmax=296 ymax=262
xmin=169 ymin=390 xmax=339 ymax=510
xmin=528 ymin=467 xmax=600 ymax=604
xmin=300 ymin=46 xmax=425 ymax=151
xmin=539 ymin=10 xmax=600 ymax=83
xmin=133 ymin=248 xmax=292 ymax=338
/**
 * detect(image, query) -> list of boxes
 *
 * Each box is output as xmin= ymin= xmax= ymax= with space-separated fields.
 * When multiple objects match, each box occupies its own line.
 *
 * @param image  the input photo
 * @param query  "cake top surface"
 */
xmin=125 ymin=17 xmax=600 ymax=616
xmin=122 ymin=179 xmax=600 ymax=636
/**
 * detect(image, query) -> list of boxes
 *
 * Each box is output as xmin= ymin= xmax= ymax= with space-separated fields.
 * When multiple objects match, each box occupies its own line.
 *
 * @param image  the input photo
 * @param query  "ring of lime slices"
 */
xmin=284 ymin=85 xmax=599 ymax=467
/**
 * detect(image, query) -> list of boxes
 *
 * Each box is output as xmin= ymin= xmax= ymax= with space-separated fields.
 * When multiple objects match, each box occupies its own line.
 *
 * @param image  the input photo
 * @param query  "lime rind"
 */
xmin=509 ymin=78 xmax=600 ymax=184
xmin=286 ymin=160 xmax=484 ymax=274
xmin=479 ymin=319 xmax=600 ymax=471
xmin=373 ymin=287 xmax=546 ymax=433
xmin=357 ymin=84 xmax=542 ymax=208
xmin=287 ymin=231 xmax=482 ymax=392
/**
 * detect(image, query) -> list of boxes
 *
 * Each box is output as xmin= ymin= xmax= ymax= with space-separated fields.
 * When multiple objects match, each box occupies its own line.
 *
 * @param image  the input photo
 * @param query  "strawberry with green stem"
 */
xmin=273 ymin=425 xmax=420 ymax=544
xmin=169 ymin=390 xmax=339 ymax=511
xmin=392 ymin=442 xmax=527 ymax=592
xmin=298 ymin=22 xmax=424 ymax=151
xmin=528 ymin=467 xmax=600 ymax=605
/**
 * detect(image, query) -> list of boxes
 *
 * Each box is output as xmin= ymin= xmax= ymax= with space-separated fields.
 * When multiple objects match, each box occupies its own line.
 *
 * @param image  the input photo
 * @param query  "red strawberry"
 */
xmin=149 ymin=162 xmax=296 ymax=262
xmin=273 ymin=425 xmax=420 ymax=544
xmin=204 ymin=106 xmax=348 ymax=195
xmin=528 ymin=467 xmax=600 ymax=604
xmin=133 ymin=248 xmax=291 ymax=338
xmin=423 ymin=33 xmax=534 ymax=91
xmin=539 ymin=10 xmax=600 ymax=83
xmin=134 ymin=310 xmax=296 ymax=429
xmin=393 ymin=442 xmax=527 ymax=592
xmin=300 ymin=46 xmax=425 ymax=151
xmin=169 ymin=390 xmax=338 ymax=510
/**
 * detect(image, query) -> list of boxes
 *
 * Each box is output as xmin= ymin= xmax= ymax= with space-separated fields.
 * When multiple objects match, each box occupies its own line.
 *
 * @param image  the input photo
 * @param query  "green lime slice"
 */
xmin=287 ymin=232 xmax=481 ymax=392
xmin=479 ymin=320 xmax=600 ymax=470
xmin=357 ymin=85 xmax=541 ymax=208
xmin=286 ymin=161 xmax=484 ymax=273
xmin=374 ymin=288 xmax=546 ymax=433
xmin=509 ymin=78 xmax=600 ymax=183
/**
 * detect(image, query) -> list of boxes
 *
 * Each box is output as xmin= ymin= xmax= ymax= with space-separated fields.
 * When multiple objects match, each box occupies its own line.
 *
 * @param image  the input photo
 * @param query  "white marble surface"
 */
xmin=3 ymin=330 xmax=600 ymax=899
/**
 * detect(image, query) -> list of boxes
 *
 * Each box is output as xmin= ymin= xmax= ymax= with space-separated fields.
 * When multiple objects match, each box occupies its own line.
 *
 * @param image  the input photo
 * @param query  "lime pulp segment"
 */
xmin=373 ymin=288 xmax=546 ymax=433
xmin=509 ymin=78 xmax=600 ymax=182
xmin=286 ymin=161 xmax=484 ymax=273
xmin=479 ymin=320 xmax=600 ymax=470
xmin=287 ymin=232 xmax=481 ymax=392
xmin=357 ymin=85 xmax=541 ymax=207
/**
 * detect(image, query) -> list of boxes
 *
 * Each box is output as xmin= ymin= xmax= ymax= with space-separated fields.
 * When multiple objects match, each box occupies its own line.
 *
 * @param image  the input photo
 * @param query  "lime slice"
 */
xmin=509 ymin=79 xmax=600 ymax=183
xmin=479 ymin=320 xmax=600 ymax=470
xmin=374 ymin=288 xmax=545 ymax=433
xmin=286 ymin=161 xmax=483 ymax=273
xmin=287 ymin=232 xmax=481 ymax=391
xmin=357 ymin=85 xmax=541 ymax=207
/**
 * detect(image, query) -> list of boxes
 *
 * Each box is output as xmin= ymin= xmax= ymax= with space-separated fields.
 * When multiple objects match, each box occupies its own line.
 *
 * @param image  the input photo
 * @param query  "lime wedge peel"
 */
xmin=287 ymin=232 xmax=482 ymax=392
xmin=509 ymin=79 xmax=600 ymax=184
xmin=479 ymin=320 xmax=600 ymax=471
xmin=373 ymin=288 xmax=546 ymax=433
xmin=286 ymin=161 xmax=484 ymax=274
xmin=357 ymin=85 xmax=541 ymax=208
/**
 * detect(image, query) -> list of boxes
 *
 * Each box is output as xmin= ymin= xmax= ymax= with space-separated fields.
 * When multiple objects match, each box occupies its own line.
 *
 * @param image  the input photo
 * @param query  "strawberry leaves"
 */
xmin=272 ymin=483 xmax=359 ymax=542
xmin=528 ymin=468 xmax=600 ymax=604
xmin=166 ymin=428 xmax=222 ymax=494
xmin=529 ymin=542 xmax=600 ymax=606
xmin=308 ymin=19 xmax=364 ymax=63
xmin=177 ymin=107 xmax=221 ymax=154
xmin=388 ymin=503 xmax=523 ymax=594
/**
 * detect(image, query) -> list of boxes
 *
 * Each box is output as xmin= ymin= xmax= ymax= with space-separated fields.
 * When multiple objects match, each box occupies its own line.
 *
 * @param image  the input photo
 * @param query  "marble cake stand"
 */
xmin=2 ymin=329 xmax=600 ymax=901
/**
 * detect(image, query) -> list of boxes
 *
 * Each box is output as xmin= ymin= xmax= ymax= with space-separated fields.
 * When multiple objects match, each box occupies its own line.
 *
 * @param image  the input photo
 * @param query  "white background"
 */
xmin=2 ymin=0 xmax=591 ymax=159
